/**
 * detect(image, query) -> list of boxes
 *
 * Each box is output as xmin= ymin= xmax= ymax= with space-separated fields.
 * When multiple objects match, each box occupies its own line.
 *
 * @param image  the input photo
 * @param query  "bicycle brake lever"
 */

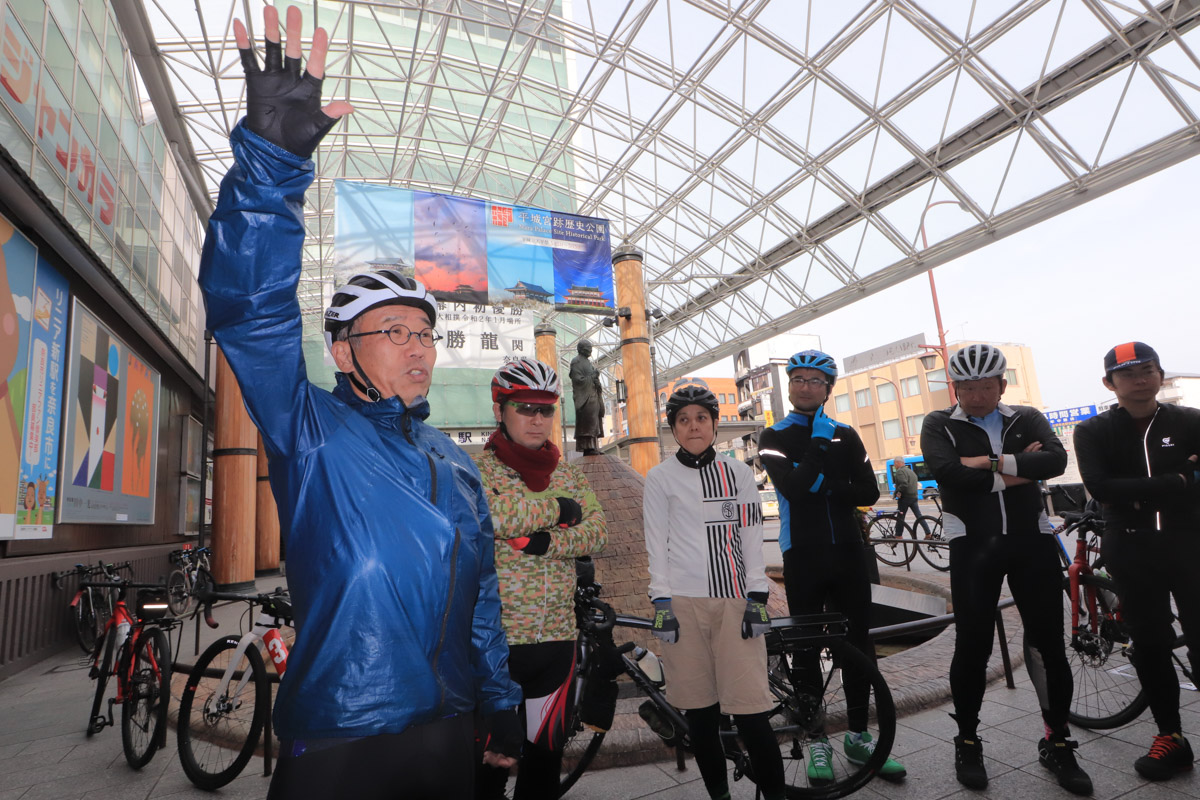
xmin=203 ymin=603 xmax=219 ymax=630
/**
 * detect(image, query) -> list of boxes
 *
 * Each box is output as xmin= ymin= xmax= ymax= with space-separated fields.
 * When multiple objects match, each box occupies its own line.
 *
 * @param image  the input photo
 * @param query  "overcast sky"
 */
xmin=696 ymin=152 xmax=1199 ymax=413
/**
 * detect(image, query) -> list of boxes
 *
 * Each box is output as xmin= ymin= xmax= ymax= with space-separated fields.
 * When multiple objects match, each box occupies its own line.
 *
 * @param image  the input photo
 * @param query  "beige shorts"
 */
xmin=659 ymin=596 xmax=773 ymax=715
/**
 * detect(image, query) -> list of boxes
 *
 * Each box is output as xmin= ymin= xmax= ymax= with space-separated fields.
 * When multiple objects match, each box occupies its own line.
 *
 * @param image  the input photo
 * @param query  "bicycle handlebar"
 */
xmin=191 ymin=579 xmax=291 ymax=630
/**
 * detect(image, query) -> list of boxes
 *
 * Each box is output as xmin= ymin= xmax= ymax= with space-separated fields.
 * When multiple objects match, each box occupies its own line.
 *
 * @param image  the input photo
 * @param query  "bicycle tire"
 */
xmin=178 ymin=635 xmax=270 ymax=790
xmin=122 ymin=627 xmax=171 ymax=769
xmin=913 ymin=517 xmax=950 ymax=572
xmin=74 ymin=591 xmax=98 ymax=654
xmin=558 ymin=640 xmax=608 ymax=796
xmin=1063 ymin=573 xmax=1148 ymax=729
xmin=868 ymin=516 xmax=913 ymax=567
xmin=166 ymin=569 xmax=190 ymax=616
xmin=87 ymin=628 xmax=117 ymax=736
xmin=766 ymin=637 xmax=896 ymax=799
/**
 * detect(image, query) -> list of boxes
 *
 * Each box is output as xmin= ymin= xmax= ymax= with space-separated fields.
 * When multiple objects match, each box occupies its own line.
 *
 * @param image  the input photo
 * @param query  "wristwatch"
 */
xmin=989 ymin=455 xmax=1000 ymax=473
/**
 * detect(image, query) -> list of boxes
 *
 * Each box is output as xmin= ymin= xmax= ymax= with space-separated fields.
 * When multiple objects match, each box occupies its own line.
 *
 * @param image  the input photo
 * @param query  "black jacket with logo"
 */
xmin=1074 ymin=402 xmax=1200 ymax=532
xmin=920 ymin=403 xmax=1066 ymax=538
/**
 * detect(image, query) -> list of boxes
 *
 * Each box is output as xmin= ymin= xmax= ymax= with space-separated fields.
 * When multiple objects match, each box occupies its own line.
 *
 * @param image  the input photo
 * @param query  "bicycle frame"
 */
xmin=1061 ymin=514 xmax=1109 ymax=643
xmin=211 ymin=606 xmax=290 ymax=704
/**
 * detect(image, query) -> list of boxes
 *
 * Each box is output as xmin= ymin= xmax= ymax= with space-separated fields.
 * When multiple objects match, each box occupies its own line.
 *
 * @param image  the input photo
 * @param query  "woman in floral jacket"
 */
xmin=473 ymin=357 xmax=608 ymax=799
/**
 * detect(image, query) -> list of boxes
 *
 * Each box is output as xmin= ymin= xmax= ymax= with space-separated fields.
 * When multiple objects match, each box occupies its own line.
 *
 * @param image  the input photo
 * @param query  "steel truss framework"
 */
xmin=132 ymin=0 xmax=1200 ymax=379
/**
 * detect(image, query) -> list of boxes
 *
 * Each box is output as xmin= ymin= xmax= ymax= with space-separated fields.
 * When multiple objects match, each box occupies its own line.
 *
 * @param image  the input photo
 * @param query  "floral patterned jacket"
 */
xmin=473 ymin=450 xmax=608 ymax=645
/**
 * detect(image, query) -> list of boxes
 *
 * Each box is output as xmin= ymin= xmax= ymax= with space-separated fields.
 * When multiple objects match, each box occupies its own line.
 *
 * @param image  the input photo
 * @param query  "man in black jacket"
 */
xmin=758 ymin=350 xmax=906 ymax=784
xmin=1075 ymin=342 xmax=1200 ymax=781
xmin=921 ymin=344 xmax=1091 ymax=795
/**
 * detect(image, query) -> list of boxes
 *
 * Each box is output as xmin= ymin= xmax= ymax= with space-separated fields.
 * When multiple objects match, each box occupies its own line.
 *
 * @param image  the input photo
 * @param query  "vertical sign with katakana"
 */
xmin=15 ymin=256 xmax=68 ymax=539
xmin=0 ymin=212 xmax=38 ymax=539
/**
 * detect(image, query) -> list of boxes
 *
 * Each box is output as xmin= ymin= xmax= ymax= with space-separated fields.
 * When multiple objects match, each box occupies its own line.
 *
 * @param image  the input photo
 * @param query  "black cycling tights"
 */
xmin=949 ymin=533 xmax=1071 ymax=737
xmin=1103 ymin=528 xmax=1200 ymax=735
xmin=686 ymin=704 xmax=786 ymax=800
xmin=267 ymin=714 xmax=473 ymax=800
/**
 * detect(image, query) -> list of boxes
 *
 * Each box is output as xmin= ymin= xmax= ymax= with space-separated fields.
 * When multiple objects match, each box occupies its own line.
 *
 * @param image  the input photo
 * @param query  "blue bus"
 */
xmin=884 ymin=455 xmax=939 ymax=498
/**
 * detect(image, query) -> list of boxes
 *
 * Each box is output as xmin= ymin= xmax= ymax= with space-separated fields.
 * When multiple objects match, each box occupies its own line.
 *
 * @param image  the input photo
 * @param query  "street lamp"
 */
xmin=916 ymin=200 xmax=969 ymax=403
xmin=870 ymin=375 xmax=909 ymax=455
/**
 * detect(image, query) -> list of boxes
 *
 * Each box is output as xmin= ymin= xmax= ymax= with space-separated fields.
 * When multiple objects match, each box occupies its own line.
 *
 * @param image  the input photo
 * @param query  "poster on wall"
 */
xmin=0 ymin=214 xmax=39 ymax=539
xmin=15 ymin=256 xmax=69 ymax=539
xmin=334 ymin=181 xmax=614 ymax=315
xmin=59 ymin=301 xmax=161 ymax=524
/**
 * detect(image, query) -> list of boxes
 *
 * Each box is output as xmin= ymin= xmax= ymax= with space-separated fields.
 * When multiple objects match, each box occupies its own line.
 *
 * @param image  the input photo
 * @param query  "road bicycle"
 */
xmin=559 ymin=569 xmax=896 ymax=799
xmin=177 ymin=576 xmax=293 ymax=790
xmin=81 ymin=577 xmax=176 ymax=769
xmin=165 ymin=546 xmax=213 ymax=616
xmin=1058 ymin=509 xmax=1192 ymax=729
xmin=865 ymin=498 xmax=946 ymax=572
xmin=52 ymin=561 xmax=132 ymax=653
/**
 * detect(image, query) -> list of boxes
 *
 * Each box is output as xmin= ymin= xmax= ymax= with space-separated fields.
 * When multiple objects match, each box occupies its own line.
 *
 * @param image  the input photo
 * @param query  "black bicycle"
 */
xmin=52 ymin=561 xmax=132 ymax=653
xmin=559 ymin=571 xmax=896 ymax=798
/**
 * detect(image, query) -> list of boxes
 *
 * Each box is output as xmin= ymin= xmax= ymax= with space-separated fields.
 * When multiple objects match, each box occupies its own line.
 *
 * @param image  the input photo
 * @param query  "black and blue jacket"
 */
xmin=757 ymin=411 xmax=879 ymax=551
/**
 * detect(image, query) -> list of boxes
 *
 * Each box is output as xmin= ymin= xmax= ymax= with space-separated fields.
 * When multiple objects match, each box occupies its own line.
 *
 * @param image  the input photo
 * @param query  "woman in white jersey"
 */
xmin=642 ymin=385 xmax=786 ymax=800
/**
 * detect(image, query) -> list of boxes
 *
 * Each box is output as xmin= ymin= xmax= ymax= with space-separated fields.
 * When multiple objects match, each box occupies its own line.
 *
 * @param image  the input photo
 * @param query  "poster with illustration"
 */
xmin=0 ymin=213 xmax=38 ymax=539
xmin=59 ymin=301 xmax=160 ymax=524
xmin=15 ymin=256 xmax=68 ymax=538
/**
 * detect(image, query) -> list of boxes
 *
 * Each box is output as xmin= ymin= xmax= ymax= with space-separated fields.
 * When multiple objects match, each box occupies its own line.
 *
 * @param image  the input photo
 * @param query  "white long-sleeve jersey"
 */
xmin=643 ymin=452 xmax=769 ymax=601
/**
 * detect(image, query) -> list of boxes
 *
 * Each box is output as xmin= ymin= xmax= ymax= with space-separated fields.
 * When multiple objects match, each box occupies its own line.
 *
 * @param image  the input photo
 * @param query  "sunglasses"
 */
xmin=509 ymin=402 xmax=557 ymax=418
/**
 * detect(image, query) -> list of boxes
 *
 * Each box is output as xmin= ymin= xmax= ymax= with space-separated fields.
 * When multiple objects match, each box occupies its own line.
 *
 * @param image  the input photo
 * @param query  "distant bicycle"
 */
xmin=177 ymin=575 xmax=293 ymax=791
xmin=52 ymin=561 xmax=132 ymax=653
xmin=165 ymin=546 xmax=213 ymax=616
xmin=81 ymin=577 xmax=176 ymax=769
xmin=866 ymin=493 xmax=947 ymax=572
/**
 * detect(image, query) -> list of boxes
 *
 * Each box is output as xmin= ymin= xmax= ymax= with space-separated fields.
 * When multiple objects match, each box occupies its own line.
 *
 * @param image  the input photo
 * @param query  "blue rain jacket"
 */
xmin=198 ymin=122 xmax=520 ymax=740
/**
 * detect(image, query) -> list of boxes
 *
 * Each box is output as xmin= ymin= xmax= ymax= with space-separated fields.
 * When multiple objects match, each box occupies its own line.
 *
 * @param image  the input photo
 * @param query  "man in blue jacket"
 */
xmin=198 ymin=8 xmax=521 ymax=798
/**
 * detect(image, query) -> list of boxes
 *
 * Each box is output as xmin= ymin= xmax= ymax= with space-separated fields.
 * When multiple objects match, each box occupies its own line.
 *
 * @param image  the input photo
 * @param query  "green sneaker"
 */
xmin=844 ymin=731 xmax=907 ymax=782
xmin=807 ymin=737 xmax=834 ymax=784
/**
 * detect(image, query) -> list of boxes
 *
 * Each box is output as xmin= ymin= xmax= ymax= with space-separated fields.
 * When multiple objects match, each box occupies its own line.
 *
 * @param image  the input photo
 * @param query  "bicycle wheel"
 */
xmin=558 ymin=647 xmax=608 ymax=796
xmin=913 ymin=517 xmax=950 ymax=572
xmin=868 ymin=516 xmax=913 ymax=567
xmin=74 ymin=592 xmax=98 ymax=653
xmin=178 ymin=635 xmax=269 ymax=790
xmin=1063 ymin=573 xmax=1148 ymax=729
xmin=766 ymin=637 xmax=896 ymax=798
xmin=166 ymin=569 xmax=190 ymax=616
xmin=122 ymin=627 xmax=171 ymax=769
xmin=87 ymin=629 xmax=117 ymax=736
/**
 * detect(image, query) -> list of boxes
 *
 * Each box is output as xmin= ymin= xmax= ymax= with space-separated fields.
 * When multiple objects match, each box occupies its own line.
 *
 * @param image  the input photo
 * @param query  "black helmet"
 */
xmin=665 ymin=385 xmax=720 ymax=427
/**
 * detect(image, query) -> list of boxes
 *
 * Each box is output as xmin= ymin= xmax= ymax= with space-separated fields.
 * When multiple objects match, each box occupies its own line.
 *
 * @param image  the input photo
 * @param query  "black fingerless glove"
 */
xmin=239 ymin=38 xmax=338 ymax=158
xmin=556 ymin=497 xmax=583 ymax=527
xmin=481 ymin=707 xmax=523 ymax=759
xmin=520 ymin=531 xmax=552 ymax=556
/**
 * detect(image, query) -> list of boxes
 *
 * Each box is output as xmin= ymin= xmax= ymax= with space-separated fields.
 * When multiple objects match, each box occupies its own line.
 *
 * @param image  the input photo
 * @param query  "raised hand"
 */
xmin=233 ymin=6 xmax=354 ymax=158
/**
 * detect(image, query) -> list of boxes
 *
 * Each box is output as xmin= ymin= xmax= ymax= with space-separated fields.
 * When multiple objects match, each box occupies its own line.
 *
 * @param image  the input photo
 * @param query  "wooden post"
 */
xmin=211 ymin=349 xmax=257 ymax=590
xmin=255 ymin=433 xmax=281 ymax=576
xmin=534 ymin=323 xmax=563 ymax=452
xmin=612 ymin=246 xmax=659 ymax=476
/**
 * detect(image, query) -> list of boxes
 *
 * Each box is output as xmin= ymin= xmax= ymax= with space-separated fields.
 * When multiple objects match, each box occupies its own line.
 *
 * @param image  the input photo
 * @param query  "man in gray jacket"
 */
xmin=891 ymin=457 xmax=932 ymax=537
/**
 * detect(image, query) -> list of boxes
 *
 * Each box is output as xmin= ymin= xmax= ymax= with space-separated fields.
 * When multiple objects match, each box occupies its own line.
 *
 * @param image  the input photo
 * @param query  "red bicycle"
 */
xmin=83 ymin=577 xmax=177 ymax=769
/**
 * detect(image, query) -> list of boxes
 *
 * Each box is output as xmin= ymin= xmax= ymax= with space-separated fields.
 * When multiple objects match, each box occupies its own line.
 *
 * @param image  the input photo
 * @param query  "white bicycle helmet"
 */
xmin=947 ymin=344 xmax=1007 ymax=381
xmin=323 ymin=269 xmax=437 ymax=350
xmin=492 ymin=357 xmax=561 ymax=403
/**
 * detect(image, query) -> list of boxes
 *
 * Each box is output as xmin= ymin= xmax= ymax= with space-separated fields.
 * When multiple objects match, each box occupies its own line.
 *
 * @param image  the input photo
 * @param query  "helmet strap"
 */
xmin=348 ymin=343 xmax=384 ymax=402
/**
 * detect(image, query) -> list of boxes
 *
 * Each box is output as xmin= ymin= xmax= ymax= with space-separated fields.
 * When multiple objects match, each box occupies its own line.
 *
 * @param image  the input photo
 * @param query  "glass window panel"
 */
xmin=1006 ymin=368 xmax=1018 ymax=386
xmin=121 ymin=99 xmax=138 ymax=151
xmin=883 ymin=419 xmax=902 ymax=440
xmin=74 ymin=66 xmax=99 ymax=140
xmin=855 ymin=388 xmax=872 ymax=408
xmin=32 ymin=152 xmax=65 ymax=206
xmin=137 ymin=128 xmax=152 ymax=174
xmin=927 ymin=368 xmax=947 ymax=392
xmin=0 ymin=102 xmax=32 ymax=169
xmin=100 ymin=63 xmax=122 ymax=121
xmin=98 ymin=112 xmax=119 ymax=167
xmin=76 ymin=15 xmax=102 ymax=91
xmin=104 ymin=9 xmax=123 ymax=77
xmin=80 ymin=0 xmax=104 ymax=30
xmin=46 ymin=0 xmax=78 ymax=53
xmin=876 ymin=381 xmax=897 ymax=403
xmin=906 ymin=413 xmax=925 ymax=434
xmin=42 ymin=14 xmax=74 ymax=96
xmin=901 ymin=376 xmax=921 ymax=397
xmin=834 ymin=393 xmax=850 ymax=413
xmin=12 ymin=2 xmax=44 ymax=47
xmin=135 ymin=177 xmax=150 ymax=222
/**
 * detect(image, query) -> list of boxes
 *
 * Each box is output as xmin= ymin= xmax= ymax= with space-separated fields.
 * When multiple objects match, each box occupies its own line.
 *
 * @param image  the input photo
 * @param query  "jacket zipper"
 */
xmin=431 ymin=526 xmax=461 ymax=710
xmin=1141 ymin=408 xmax=1161 ymax=530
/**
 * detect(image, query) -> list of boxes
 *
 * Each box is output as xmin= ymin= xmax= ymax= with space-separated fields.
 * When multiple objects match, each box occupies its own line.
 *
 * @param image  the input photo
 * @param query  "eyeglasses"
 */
xmin=789 ymin=376 xmax=829 ymax=388
xmin=348 ymin=324 xmax=443 ymax=348
xmin=509 ymin=402 xmax=556 ymax=418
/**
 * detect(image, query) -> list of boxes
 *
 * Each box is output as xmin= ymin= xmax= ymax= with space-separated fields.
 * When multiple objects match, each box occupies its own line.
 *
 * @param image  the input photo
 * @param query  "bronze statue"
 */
xmin=569 ymin=340 xmax=604 ymax=455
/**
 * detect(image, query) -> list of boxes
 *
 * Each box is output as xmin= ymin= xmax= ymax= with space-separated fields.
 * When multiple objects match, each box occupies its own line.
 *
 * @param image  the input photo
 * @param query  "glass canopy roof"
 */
xmin=133 ymin=0 xmax=1200 ymax=379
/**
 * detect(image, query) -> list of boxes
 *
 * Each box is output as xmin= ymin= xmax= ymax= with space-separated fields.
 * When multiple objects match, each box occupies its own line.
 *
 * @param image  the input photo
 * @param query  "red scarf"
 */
xmin=486 ymin=430 xmax=561 ymax=492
